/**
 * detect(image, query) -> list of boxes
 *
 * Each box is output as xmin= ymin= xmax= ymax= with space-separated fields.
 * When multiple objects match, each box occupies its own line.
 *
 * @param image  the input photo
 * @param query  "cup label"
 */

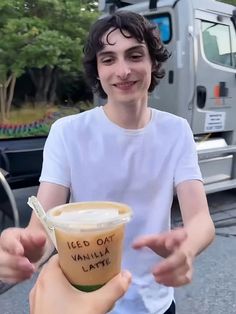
xmin=55 ymin=225 xmax=124 ymax=286
xmin=58 ymin=232 xmax=118 ymax=274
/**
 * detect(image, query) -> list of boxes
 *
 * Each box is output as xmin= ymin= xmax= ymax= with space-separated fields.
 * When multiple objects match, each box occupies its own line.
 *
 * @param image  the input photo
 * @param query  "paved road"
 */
xmin=174 ymin=190 xmax=236 ymax=314
xmin=0 ymin=187 xmax=236 ymax=314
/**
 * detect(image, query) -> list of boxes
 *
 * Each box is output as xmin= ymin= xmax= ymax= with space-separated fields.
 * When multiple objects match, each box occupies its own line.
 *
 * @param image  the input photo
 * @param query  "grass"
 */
xmin=9 ymin=106 xmax=56 ymax=124
xmin=0 ymin=102 xmax=93 ymax=138
xmin=2 ymin=103 xmax=78 ymax=124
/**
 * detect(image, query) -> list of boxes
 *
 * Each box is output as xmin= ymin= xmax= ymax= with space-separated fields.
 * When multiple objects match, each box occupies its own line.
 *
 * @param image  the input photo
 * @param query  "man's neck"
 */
xmin=103 ymin=99 xmax=151 ymax=129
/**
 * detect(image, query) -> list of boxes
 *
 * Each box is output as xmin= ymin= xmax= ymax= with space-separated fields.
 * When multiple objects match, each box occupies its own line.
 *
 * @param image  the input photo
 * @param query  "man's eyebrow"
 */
xmin=126 ymin=45 xmax=146 ymax=53
xmin=97 ymin=44 xmax=146 ymax=57
xmin=97 ymin=50 xmax=115 ymax=58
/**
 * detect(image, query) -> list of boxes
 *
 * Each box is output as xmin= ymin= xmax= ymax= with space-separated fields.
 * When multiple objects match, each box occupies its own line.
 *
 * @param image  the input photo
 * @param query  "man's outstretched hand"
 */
xmin=133 ymin=228 xmax=194 ymax=287
xmin=0 ymin=228 xmax=46 ymax=283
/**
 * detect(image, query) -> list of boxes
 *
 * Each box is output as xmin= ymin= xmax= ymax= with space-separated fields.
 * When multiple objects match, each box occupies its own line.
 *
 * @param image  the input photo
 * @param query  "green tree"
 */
xmin=218 ymin=0 xmax=236 ymax=5
xmin=0 ymin=0 xmax=99 ymax=121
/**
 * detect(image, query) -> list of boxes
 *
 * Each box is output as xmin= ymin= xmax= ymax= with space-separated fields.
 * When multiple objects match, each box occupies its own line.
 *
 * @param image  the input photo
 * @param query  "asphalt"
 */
xmin=0 ymin=187 xmax=236 ymax=314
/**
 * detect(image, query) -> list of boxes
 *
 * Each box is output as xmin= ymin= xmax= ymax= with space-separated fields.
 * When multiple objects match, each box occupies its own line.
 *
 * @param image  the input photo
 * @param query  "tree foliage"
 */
xmin=0 ymin=0 xmax=99 ymax=121
xmin=219 ymin=0 xmax=236 ymax=5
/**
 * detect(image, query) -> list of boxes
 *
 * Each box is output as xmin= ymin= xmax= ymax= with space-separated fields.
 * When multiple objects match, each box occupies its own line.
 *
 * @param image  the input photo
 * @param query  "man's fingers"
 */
xmin=0 ymin=261 xmax=34 ymax=283
xmin=92 ymin=271 xmax=132 ymax=312
xmin=133 ymin=229 xmax=188 ymax=254
xmin=154 ymin=265 xmax=193 ymax=287
xmin=165 ymin=229 xmax=187 ymax=251
xmin=0 ymin=228 xmax=46 ymax=257
xmin=19 ymin=231 xmax=47 ymax=262
xmin=152 ymin=248 xmax=193 ymax=287
xmin=133 ymin=234 xmax=172 ymax=258
xmin=1 ymin=269 xmax=33 ymax=284
xmin=153 ymin=250 xmax=187 ymax=275
xmin=0 ymin=228 xmax=25 ymax=255
xmin=0 ymin=248 xmax=35 ymax=282
xmin=20 ymin=231 xmax=46 ymax=250
xmin=155 ymin=272 xmax=192 ymax=287
xmin=132 ymin=234 xmax=165 ymax=250
xmin=0 ymin=228 xmax=42 ymax=283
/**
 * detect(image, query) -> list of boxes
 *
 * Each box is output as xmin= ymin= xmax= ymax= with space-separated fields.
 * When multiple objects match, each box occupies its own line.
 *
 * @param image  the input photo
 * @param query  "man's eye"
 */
xmin=130 ymin=54 xmax=143 ymax=61
xmin=101 ymin=58 xmax=114 ymax=64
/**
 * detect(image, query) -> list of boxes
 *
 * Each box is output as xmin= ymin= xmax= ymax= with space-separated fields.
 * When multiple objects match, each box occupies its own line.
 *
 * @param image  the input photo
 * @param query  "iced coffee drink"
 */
xmin=46 ymin=201 xmax=132 ymax=292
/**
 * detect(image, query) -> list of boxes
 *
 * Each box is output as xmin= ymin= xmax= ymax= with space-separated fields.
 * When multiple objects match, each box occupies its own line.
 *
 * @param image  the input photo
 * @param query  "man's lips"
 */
xmin=113 ymin=81 xmax=137 ymax=89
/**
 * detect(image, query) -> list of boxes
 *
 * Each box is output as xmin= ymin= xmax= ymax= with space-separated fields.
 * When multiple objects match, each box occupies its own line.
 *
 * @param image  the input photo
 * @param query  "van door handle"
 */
xmin=219 ymin=82 xmax=228 ymax=97
xmin=197 ymin=86 xmax=207 ymax=108
xmin=168 ymin=71 xmax=174 ymax=84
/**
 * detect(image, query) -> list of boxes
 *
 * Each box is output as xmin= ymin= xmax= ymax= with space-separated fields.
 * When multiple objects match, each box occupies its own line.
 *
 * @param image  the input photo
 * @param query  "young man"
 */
xmin=0 ymin=11 xmax=215 ymax=314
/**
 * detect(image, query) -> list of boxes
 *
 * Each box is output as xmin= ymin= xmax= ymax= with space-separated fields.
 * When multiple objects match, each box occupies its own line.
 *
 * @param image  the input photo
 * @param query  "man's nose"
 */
xmin=115 ymin=60 xmax=131 ymax=80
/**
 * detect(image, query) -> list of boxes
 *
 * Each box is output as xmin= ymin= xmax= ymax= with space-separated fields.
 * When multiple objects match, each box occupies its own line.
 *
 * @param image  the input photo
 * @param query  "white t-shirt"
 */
xmin=40 ymin=107 xmax=202 ymax=314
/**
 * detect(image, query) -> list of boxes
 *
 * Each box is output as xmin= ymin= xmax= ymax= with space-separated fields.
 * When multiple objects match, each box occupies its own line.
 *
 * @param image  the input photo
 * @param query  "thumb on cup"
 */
xmin=92 ymin=271 xmax=132 ymax=313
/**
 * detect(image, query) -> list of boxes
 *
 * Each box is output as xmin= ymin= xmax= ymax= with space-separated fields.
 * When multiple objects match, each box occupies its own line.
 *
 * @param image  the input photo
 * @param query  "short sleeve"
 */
xmin=174 ymin=119 xmax=202 ymax=187
xmin=39 ymin=120 xmax=71 ymax=187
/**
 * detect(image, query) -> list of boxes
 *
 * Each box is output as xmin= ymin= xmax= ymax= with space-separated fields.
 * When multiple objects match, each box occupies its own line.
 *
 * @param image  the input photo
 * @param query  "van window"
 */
xmin=148 ymin=14 xmax=172 ymax=44
xmin=202 ymin=21 xmax=236 ymax=68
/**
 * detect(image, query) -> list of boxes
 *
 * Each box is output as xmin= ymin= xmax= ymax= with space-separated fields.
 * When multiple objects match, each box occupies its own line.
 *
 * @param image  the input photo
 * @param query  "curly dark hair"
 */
xmin=83 ymin=10 xmax=170 ymax=99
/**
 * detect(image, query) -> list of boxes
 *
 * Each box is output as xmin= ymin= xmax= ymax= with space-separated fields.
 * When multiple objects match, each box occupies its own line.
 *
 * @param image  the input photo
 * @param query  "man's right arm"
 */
xmin=0 ymin=182 xmax=69 ymax=283
xmin=27 ymin=181 xmax=70 ymax=232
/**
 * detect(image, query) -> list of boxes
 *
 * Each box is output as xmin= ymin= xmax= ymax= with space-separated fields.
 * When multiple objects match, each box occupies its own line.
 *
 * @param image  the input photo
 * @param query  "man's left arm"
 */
xmin=133 ymin=179 xmax=215 ymax=287
xmin=176 ymin=179 xmax=215 ymax=258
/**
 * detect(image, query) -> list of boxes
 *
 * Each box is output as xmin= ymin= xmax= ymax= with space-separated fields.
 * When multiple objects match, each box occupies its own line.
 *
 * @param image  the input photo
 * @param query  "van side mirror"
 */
xmin=231 ymin=9 xmax=236 ymax=30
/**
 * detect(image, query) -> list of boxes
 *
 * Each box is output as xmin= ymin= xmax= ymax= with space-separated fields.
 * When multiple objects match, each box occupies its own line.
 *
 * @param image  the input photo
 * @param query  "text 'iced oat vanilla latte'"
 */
xmin=46 ymin=201 xmax=132 ymax=292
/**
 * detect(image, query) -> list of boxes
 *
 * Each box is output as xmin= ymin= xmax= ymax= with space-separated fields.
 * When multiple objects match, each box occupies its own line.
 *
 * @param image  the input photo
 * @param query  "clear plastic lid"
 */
xmin=46 ymin=201 xmax=132 ymax=231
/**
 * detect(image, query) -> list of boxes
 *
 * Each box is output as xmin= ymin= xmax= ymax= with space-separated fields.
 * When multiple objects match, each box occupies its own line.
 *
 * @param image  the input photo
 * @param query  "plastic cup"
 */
xmin=46 ymin=201 xmax=132 ymax=292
